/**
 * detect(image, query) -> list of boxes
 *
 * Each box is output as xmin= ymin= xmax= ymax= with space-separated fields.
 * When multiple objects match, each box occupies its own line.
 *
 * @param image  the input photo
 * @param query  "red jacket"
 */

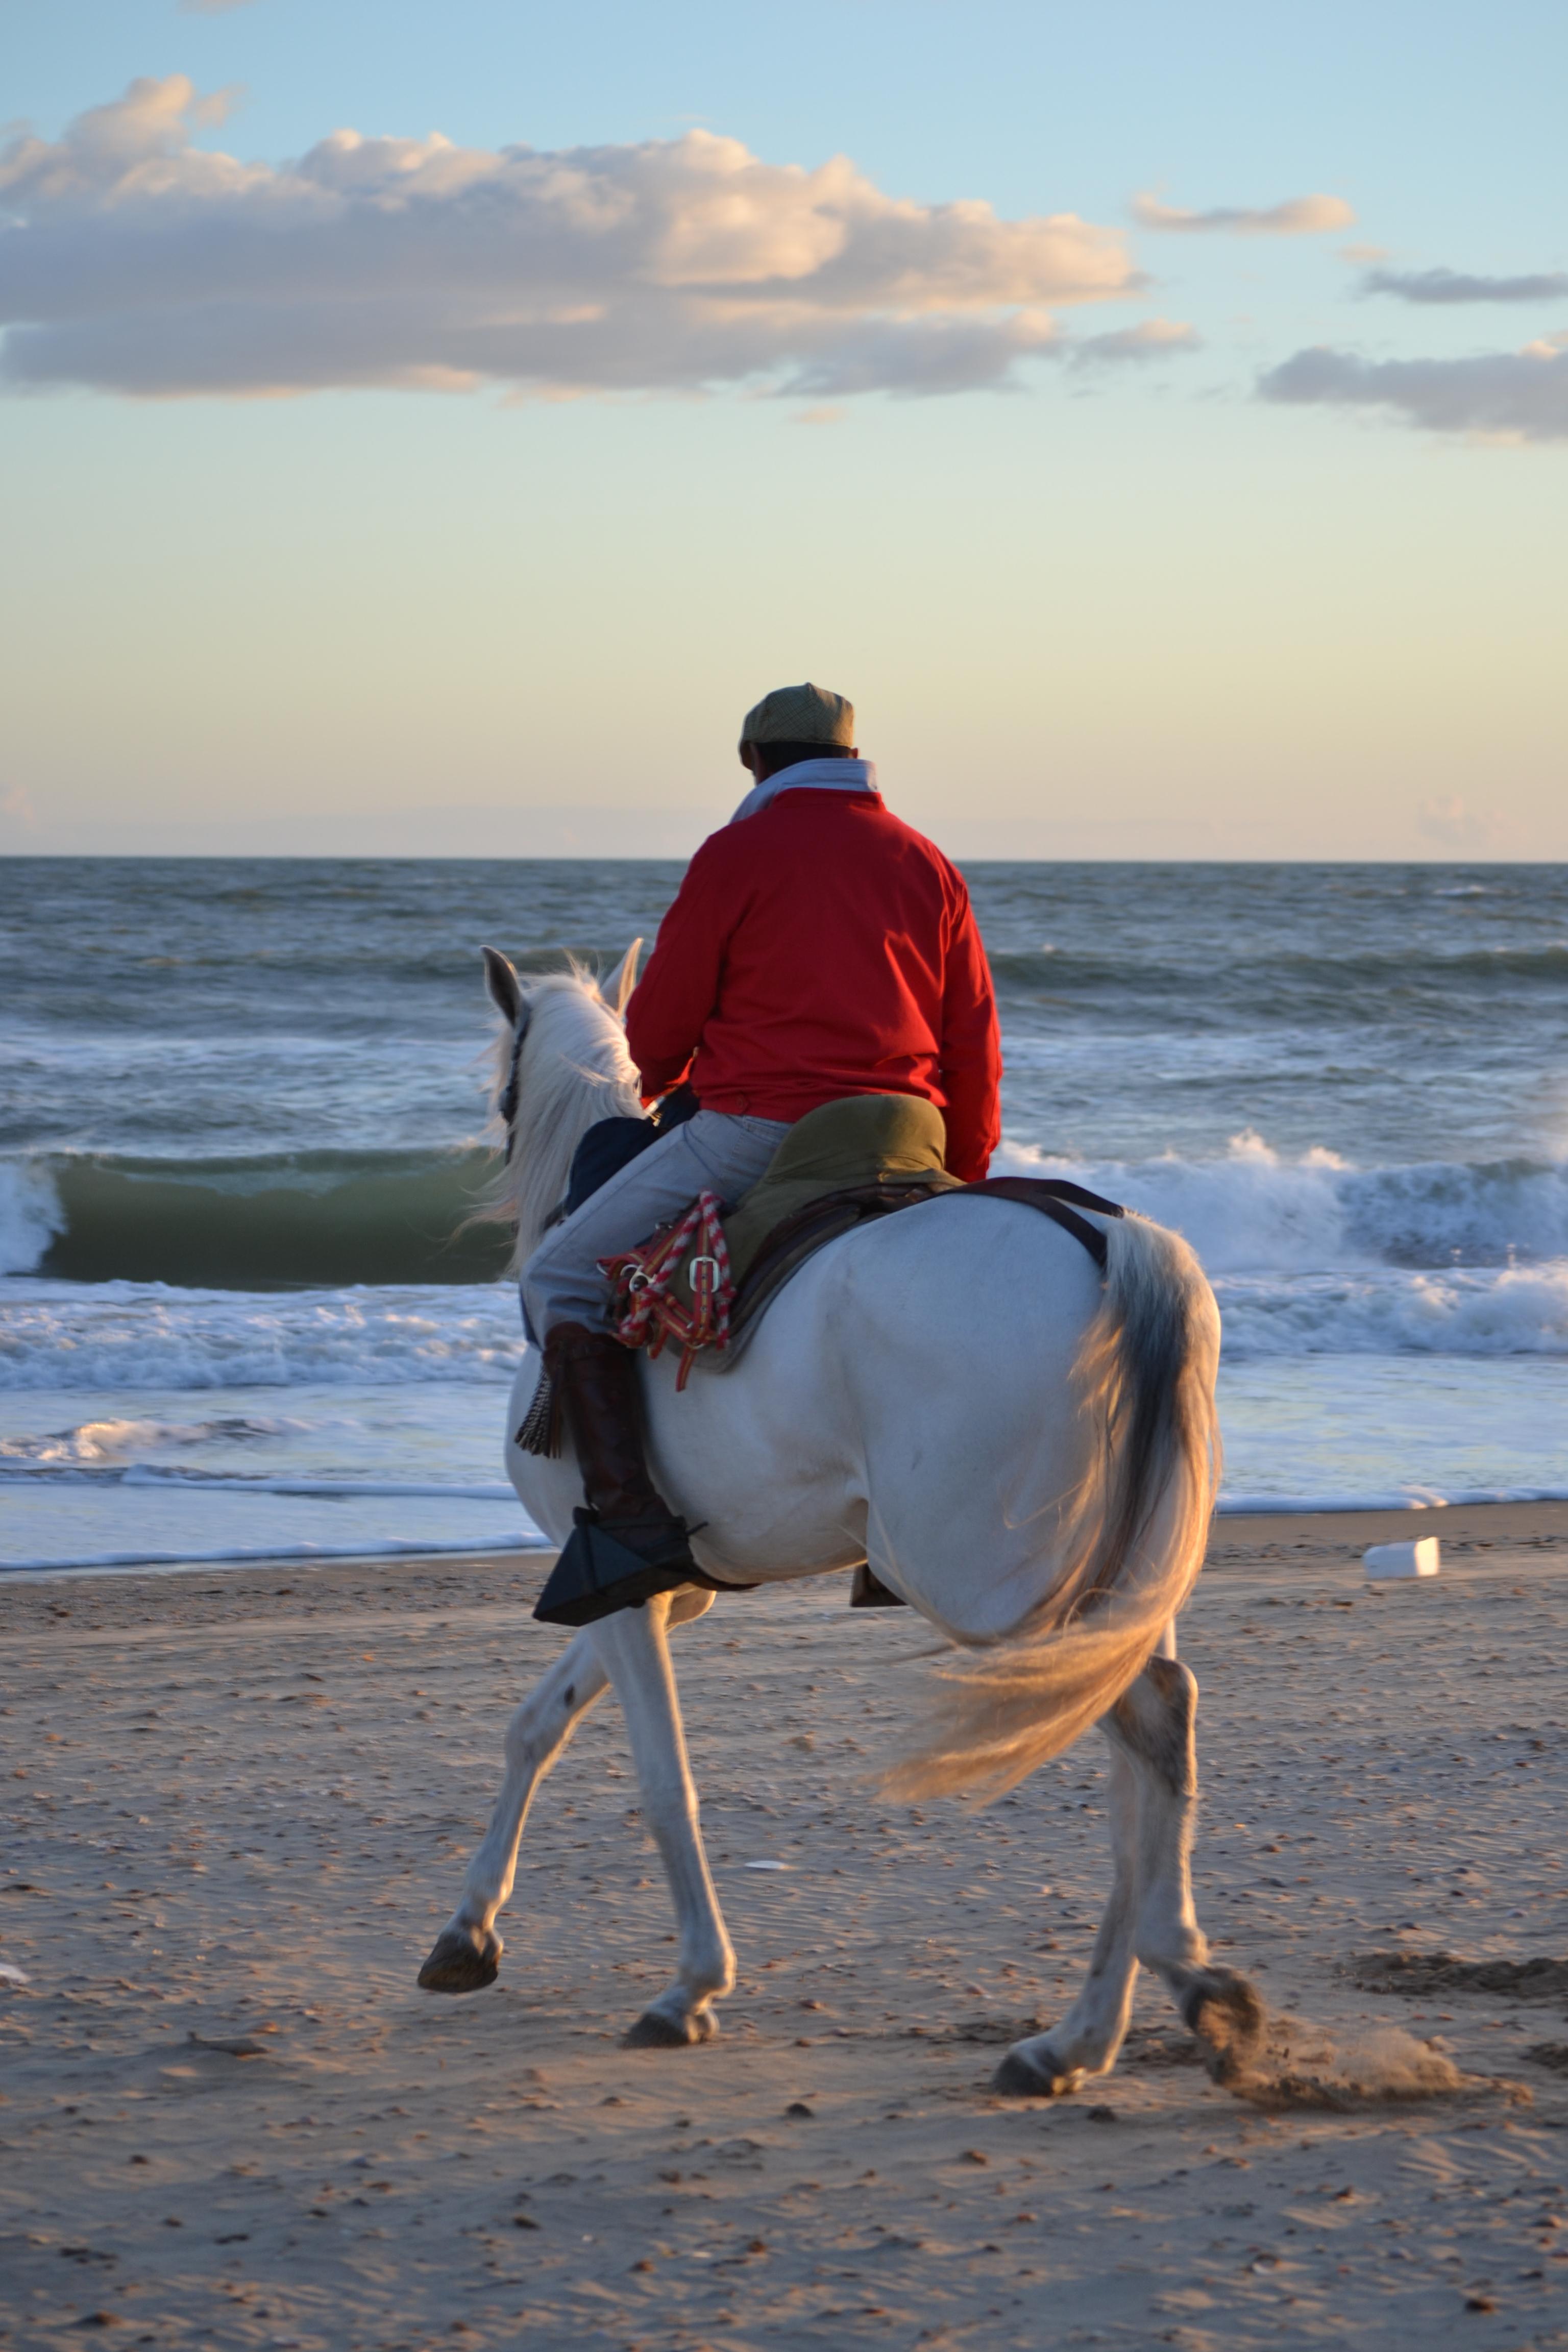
xmin=625 ymin=789 xmax=1001 ymax=1183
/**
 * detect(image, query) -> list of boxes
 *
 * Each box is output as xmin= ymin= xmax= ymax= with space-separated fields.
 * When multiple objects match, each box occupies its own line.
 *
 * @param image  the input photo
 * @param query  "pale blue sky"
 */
xmin=3 ymin=0 xmax=1566 ymax=856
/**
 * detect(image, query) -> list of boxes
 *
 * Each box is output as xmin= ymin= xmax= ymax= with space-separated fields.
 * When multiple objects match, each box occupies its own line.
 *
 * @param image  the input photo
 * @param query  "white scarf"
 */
xmin=730 ymin=755 xmax=880 ymax=825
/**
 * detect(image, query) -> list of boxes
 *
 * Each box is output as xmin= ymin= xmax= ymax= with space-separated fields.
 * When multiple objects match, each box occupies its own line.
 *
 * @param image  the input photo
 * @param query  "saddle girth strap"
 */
xmin=950 ymin=1175 xmax=1124 ymax=1272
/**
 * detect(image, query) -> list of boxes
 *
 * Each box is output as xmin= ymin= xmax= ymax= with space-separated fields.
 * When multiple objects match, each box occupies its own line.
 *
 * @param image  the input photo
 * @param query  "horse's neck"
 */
xmin=510 ymin=990 xmax=645 ymax=1261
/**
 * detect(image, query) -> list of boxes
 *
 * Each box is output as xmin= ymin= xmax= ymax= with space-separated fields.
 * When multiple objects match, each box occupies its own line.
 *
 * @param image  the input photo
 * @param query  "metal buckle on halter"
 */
xmin=688 ymin=1254 xmax=721 ymax=1287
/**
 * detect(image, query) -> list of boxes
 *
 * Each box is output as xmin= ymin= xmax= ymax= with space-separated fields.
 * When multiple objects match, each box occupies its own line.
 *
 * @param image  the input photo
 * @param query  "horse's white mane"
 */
xmin=481 ymin=962 xmax=646 ymax=1271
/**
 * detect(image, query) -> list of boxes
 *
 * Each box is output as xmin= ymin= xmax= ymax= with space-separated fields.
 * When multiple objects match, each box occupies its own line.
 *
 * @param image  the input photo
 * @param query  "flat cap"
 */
xmin=739 ymin=680 xmax=855 ymax=750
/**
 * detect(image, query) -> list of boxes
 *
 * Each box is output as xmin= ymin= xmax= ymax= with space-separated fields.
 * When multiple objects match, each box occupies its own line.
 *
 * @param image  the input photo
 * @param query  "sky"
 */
xmin=3 ymin=0 xmax=1566 ymax=859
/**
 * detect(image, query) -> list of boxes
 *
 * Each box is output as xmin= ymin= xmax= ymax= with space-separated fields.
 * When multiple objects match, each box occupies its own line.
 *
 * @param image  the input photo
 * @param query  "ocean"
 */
xmin=3 ymin=856 xmax=1565 ymax=1572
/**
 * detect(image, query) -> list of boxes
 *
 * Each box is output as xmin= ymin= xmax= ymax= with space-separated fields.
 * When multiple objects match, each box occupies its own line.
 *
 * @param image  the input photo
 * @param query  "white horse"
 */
xmin=420 ymin=947 xmax=1263 ymax=2095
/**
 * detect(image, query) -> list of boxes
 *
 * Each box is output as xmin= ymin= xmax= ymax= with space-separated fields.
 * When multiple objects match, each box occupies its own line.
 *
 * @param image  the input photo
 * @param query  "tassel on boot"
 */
xmin=514 ymin=1372 xmax=561 ymax=1459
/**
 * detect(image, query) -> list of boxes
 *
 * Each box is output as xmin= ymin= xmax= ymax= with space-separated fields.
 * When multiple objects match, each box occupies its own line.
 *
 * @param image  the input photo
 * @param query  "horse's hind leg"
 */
xmin=994 ymin=1649 xmax=1264 ymax=2097
xmin=590 ymin=1588 xmax=735 ymax=2050
xmin=419 ymin=1589 xmax=718 ymax=1994
xmin=994 ymin=1741 xmax=1143 ymax=2096
xmin=1111 ymin=1655 xmax=1264 ymax=2085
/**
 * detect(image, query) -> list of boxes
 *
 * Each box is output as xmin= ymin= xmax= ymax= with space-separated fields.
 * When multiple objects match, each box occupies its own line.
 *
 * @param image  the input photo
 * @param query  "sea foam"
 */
xmin=0 ymin=1279 xmax=526 ymax=1391
xmin=994 ymin=1133 xmax=1568 ymax=1277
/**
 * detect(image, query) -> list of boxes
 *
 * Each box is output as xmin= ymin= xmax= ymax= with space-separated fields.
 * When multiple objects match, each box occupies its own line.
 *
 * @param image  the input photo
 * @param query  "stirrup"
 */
xmin=533 ymin=1511 xmax=699 ymax=1628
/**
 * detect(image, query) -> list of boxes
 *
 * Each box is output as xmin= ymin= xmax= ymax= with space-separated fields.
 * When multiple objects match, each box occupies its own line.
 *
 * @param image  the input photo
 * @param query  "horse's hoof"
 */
xmin=992 ymin=2043 xmax=1084 ymax=2098
xmin=1182 ymin=1967 xmax=1265 ymax=2085
xmin=622 ymin=2006 xmax=717 ymax=2049
xmin=418 ymin=1925 xmax=501 ymax=1994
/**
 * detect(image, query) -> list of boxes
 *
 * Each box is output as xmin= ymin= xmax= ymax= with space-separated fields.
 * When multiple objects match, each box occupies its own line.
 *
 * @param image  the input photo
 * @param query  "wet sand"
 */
xmin=3 ymin=1503 xmax=1568 ymax=2349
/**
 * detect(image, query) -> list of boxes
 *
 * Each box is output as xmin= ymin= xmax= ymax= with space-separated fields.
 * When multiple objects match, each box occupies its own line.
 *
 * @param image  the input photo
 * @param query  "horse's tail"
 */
xmin=885 ymin=1211 xmax=1221 ymax=1804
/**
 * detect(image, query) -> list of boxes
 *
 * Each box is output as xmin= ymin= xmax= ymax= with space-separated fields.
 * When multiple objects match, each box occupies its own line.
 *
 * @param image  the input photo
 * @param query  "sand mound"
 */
xmin=1349 ymin=1950 xmax=1568 ymax=2004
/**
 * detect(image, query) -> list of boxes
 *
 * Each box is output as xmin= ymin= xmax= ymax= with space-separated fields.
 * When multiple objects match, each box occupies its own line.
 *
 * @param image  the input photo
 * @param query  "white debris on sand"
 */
xmin=1364 ymin=1536 xmax=1441 ymax=1580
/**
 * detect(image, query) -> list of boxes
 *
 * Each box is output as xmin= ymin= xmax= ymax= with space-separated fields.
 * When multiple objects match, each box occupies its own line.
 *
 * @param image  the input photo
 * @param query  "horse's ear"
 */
xmin=482 ymin=946 xmax=524 ymax=1027
xmin=606 ymin=938 xmax=643 ymax=1019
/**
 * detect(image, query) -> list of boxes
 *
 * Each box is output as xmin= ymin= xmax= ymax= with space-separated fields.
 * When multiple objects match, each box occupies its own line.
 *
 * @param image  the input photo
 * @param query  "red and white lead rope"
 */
xmin=598 ymin=1190 xmax=734 ymax=1391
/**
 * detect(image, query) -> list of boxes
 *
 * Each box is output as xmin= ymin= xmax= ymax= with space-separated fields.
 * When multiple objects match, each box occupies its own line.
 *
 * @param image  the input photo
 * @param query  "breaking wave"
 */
xmin=0 ymin=1149 xmax=509 ymax=1288
xmin=996 ymin=1134 xmax=1568 ymax=1357
xmin=995 ymin=1132 xmax=1568 ymax=1275
xmin=3 ymin=1134 xmax=1566 ymax=1361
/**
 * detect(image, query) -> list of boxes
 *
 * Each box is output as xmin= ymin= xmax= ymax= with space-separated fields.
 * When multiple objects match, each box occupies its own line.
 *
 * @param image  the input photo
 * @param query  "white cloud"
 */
xmin=0 ymin=78 xmax=1143 ymax=400
xmin=1133 ymin=191 xmax=1354 ymax=236
xmin=1363 ymin=265 xmax=1568 ymax=304
xmin=1260 ymin=339 xmax=1568 ymax=442
xmin=1067 ymin=317 xmax=1200 ymax=366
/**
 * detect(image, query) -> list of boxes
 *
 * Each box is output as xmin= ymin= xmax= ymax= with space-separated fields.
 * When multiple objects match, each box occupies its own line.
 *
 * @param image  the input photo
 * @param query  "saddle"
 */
xmin=722 ymin=1170 xmax=1120 ymax=1356
xmin=606 ymin=1094 xmax=1123 ymax=1378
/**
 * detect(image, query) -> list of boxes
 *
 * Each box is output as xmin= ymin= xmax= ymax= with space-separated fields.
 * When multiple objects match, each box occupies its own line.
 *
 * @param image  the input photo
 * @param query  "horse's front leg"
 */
xmin=419 ymin=1628 xmax=607 ymax=1992
xmin=1110 ymin=1654 xmax=1264 ymax=2085
xmin=994 ymin=1738 xmax=1142 ymax=2096
xmin=591 ymin=1588 xmax=735 ymax=2048
xmin=419 ymin=1587 xmax=718 ymax=1994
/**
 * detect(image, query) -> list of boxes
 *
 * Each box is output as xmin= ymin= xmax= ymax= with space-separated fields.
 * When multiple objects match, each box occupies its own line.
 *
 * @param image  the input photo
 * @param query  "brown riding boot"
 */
xmin=531 ymin=1321 xmax=702 ymax=1627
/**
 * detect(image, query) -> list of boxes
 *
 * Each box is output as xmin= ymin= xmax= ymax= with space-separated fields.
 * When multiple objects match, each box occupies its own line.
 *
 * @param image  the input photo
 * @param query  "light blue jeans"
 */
xmin=521 ymin=1109 xmax=792 ymax=1341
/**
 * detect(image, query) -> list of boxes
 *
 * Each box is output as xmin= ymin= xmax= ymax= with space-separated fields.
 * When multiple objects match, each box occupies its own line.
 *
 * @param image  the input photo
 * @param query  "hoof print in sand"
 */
xmin=1348 ymin=1950 xmax=1568 ymax=2004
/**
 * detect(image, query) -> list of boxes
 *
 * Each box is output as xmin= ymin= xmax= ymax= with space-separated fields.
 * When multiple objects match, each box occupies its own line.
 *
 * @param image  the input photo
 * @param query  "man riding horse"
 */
xmin=428 ymin=717 xmax=1242 ymax=2075
xmin=522 ymin=679 xmax=1002 ymax=1619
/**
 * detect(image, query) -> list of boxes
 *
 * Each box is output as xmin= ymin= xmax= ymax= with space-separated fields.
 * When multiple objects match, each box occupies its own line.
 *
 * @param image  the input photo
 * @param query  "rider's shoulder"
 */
xmin=691 ymin=793 xmax=958 ymax=883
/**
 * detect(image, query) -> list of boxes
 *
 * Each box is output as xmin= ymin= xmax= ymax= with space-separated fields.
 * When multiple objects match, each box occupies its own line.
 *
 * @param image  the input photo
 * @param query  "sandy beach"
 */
xmin=3 ymin=1502 xmax=1567 ymax=2350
